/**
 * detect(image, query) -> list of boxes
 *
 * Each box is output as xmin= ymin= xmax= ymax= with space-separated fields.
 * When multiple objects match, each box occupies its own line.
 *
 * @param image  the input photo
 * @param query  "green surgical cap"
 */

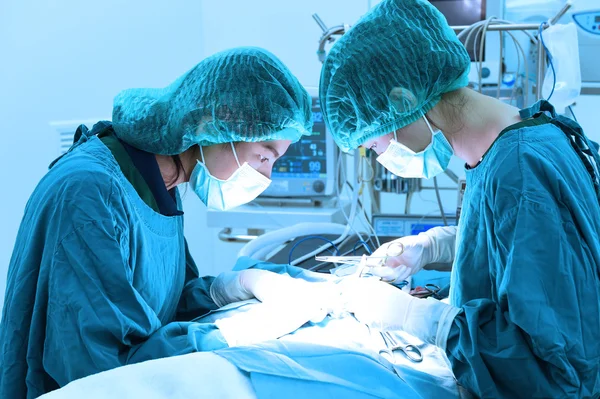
xmin=113 ymin=47 xmax=312 ymax=155
xmin=319 ymin=0 xmax=471 ymax=153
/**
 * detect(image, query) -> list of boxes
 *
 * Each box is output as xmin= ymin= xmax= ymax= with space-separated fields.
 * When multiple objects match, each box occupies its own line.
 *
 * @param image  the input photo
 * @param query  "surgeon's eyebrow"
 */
xmin=265 ymin=144 xmax=280 ymax=159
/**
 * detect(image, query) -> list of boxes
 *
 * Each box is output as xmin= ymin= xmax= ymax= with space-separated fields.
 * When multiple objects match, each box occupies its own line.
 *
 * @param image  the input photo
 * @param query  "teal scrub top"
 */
xmin=447 ymin=101 xmax=600 ymax=398
xmin=0 ymin=125 xmax=226 ymax=398
xmin=98 ymin=131 xmax=163 ymax=214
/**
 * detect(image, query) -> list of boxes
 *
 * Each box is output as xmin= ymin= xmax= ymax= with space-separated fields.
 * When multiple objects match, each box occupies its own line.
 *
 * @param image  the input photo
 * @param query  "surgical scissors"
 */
xmin=379 ymin=331 xmax=423 ymax=363
xmin=410 ymin=283 xmax=442 ymax=298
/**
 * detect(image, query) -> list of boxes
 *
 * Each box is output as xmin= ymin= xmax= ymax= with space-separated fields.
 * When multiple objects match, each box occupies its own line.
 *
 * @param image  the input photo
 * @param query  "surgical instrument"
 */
xmin=379 ymin=331 xmax=423 ymax=363
xmin=410 ymin=283 xmax=442 ymax=299
xmin=316 ymin=241 xmax=404 ymax=266
xmin=317 ymin=242 xmax=405 ymax=279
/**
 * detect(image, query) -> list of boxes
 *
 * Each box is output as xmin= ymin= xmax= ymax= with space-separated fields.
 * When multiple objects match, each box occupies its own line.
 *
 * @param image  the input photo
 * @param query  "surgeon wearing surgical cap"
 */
xmin=322 ymin=0 xmax=600 ymax=397
xmin=0 ymin=47 xmax=323 ymax=398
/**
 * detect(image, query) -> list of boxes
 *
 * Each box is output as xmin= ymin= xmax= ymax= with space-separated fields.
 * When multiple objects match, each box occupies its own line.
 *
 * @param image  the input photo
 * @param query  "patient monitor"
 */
xmin=261 ymin=87 xmax=337 ymax=198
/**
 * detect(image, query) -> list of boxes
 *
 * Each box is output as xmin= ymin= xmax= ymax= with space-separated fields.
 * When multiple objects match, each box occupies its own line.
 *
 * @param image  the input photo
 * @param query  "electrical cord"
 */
xmin=290 ymin=149 xmax=380 ymax=269
xmin=508 ymin=29 xmax=522 ymax=106
xmin=352 ymin=240 xmax=373 ymax=256
xmin=405 ymin=190 xmax=413 ymax=214
xmin=288 ymin=235 xmax=339 ymax=265
xmin=539 ymin=24 xmax=582 ymax=124
xmin=462 ymin=16 xmax=496 ymax=91
xmin=289 ymin=153 xmax=357 ymax=266
xmin=504 ymin=29 xmax=530 ymax=106
xmin=358 ymin=152 xmax=375 ymax=182
xmin=568 ymin=105 xmax=578 ymax=122
xmin=458 ymin=18 xmax=533 ymax=105
xmin=345 ymin=181 xmax=381 ymax=248
xmin=356 ymin=152 xmax=381 ymax=246
xmin=498 ymin=29 xmax=504 ymax=100
xmin=433 ymin=176 xmax=448 ymax=226
xmin=537 ymin=23 xmax=600 ymax=200
xmin=457 ymin=19 xmax=536 ymax=45
xmin=338 ymin=235 xmax=357 ymax=252
xmin=337 ymin=153 xmax=365 ymax=242
xmin=478 ymin=17 xmax=495 ymax=92
xmin=331 ymin=157 xmax=381 ymax=258
xmin=539 ymin=23 xmax=556 ymax=102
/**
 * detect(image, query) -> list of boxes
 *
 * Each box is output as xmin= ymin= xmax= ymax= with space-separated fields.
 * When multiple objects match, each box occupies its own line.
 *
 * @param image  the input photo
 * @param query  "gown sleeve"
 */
xmin=445 ymin=194 xmax=599 ymax=398
xmin=45 ymin=216 xmax=227 ymax=387
xmin=175 ymin=239 xmax=219 ymax=321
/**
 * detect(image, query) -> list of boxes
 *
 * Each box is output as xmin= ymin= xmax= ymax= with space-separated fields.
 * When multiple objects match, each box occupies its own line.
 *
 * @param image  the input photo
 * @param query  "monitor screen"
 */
xmin=271 ymin=108 xmax=327 ymax=179
xmin=428 ymin=0 xmax=486 ymax=62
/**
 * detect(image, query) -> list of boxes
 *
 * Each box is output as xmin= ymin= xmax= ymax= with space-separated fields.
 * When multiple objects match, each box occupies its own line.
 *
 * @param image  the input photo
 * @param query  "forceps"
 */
xmin=317 ymin=241 xmax=405 ymax=279
xmin=316 ymin=242 xmax=405 ymax=267
xmin=379 ymin=331 xmax=423 ymax=363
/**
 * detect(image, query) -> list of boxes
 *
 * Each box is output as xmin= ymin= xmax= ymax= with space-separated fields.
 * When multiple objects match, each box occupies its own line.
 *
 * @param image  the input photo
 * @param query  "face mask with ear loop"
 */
xmin=189 ymin=143 xmax=272 ymax=211
xmin=376 ymin=113 xmax=454 ymax=179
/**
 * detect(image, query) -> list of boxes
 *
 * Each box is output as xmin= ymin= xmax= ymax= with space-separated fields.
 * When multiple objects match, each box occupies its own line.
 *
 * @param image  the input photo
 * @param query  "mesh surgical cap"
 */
xmin=319 ymin=0 xmax=471 ymax=153
xmin=113 ymin=47 xmax=312 ymax=155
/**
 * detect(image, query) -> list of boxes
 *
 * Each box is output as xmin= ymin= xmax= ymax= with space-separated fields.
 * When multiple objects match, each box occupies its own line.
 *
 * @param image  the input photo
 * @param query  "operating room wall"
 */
xmin=0 ymin=0 xmax=205 ymax=315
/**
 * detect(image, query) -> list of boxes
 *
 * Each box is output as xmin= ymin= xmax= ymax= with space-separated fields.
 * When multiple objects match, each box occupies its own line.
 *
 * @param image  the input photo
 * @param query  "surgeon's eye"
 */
xmin=259 ymin=154 xmax=270 ymax=164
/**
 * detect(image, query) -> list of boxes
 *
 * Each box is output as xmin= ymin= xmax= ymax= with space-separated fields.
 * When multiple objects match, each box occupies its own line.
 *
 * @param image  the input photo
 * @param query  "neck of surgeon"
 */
xmin=155 ymin=148 xmax=197 ymax=191
xmin=429 ymin=88 xmax=522 ymax=168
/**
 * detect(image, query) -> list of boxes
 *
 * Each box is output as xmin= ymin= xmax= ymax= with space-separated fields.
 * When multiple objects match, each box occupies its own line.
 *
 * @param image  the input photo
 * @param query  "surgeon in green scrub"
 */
xmin=0 ymin=47 xmax=321 ymax=398
xmin=320 ymin=0 xmax=600 ymax=397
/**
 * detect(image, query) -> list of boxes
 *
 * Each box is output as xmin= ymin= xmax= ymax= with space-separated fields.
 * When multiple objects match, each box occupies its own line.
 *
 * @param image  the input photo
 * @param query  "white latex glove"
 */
xmin=365 ymin=226 xmax=457 ymax=283
xmin=210 ymin=269 xmax=344 ymax=319
xmin=339 ymin=277 xmax=461 ymax=350
xmin=215 ymin=300 xmax=321 ymax=347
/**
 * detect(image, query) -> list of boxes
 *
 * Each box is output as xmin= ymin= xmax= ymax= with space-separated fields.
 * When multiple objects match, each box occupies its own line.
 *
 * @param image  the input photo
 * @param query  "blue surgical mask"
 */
xmin=376 ymin=114 xmax=453 ymax=179
xmin=190 ymin=143 xmax=271 ymax=211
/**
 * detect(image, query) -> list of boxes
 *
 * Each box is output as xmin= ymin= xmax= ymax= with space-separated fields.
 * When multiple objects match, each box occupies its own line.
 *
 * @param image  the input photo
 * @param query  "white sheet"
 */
xmin=40 ymin=351 xmax=256 ymax=399
xmin=42 ymin=300 xmax=468 ymax=399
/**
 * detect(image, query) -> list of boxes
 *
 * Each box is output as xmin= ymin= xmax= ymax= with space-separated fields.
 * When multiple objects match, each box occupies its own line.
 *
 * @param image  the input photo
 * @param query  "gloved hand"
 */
xmin=365 ymin=226 xmax=457 ymax=283
xmin=339 ymin=277 xmax=461 ymax=349
xmin=215 ymin=300 xmax=322 ymax=347
xmin=212 ymin=270 xmax=345 ymax=347
xmin=210 ymin=269 xmax=344 ymax=319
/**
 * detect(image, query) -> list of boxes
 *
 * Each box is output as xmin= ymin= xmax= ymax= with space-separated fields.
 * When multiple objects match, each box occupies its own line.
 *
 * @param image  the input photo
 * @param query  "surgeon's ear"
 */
xmin=363 ymin=133 xmax=394 ymax=155
xmin=201 ymin=143 xmax=240 ymax=180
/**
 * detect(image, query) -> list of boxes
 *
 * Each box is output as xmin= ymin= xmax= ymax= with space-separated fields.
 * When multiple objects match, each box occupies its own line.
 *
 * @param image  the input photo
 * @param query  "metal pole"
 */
xmin=312 ymin=14 xmax=328 ymax=33
xmin=549 ymin=1 xmax=572 ymax=25
xmin=536 ymin=38 xmax=546 ymax=100
xmin=316 ymin=26 xmax=347 ymax=63
xmin=451 ymin=23 xmax=544 ymax=33
xmin=451 ymin=22 xmax=548 ymax=101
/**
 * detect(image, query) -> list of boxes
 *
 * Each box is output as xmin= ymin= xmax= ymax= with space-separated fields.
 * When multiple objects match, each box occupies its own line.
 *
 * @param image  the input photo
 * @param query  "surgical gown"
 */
xmin=0 ymin=134 xmax=227 ymax=398
xmin=447 ymin=103 xmax=600 ymax=398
